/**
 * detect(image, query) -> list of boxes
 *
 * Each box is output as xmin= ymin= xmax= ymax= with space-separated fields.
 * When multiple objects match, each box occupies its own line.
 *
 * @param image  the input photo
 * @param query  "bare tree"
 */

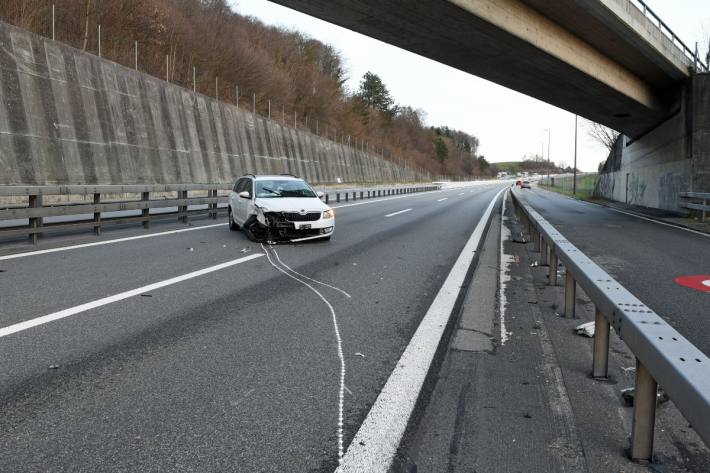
xmin=585 ymin=120 xmax=620 ymax=152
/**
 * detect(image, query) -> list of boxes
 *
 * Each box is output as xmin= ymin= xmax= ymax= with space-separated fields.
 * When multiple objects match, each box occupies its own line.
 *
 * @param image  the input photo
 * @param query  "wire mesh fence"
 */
xmin=539 ymin=173 xmax=598 ymax=198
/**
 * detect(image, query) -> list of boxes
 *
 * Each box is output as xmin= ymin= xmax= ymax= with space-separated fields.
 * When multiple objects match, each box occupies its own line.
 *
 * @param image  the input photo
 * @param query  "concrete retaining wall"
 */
xmin=595 ymin=74 xmax=710 ymax=211
xmin=0 ymin=21 xmax=426 ymax=186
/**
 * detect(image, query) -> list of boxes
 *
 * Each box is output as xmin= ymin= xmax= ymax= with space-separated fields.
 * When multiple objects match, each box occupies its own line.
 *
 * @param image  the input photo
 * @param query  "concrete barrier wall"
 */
xmin=0 ymin=21 xmax=426 ymax=186
xmin=594 ymin=74 xmax=710 ymax=211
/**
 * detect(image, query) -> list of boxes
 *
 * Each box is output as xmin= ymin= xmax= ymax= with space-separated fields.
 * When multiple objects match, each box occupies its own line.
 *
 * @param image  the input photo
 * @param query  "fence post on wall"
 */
xmin=94 ymin=193 xmax=102 ymax=235
xmin=141 ymin=192 xmax=149 ymax=229
xmin=209 ymin=189 xmax=218 ymax=219
xmin=98 ymin=25 xmax=102 ymax=58
xmin=29 ymin=194 xmax=43 ymax=244
xmin=52 ymin=4 xmax=55 ymax=40
xmin=178 ymin=190 xmax=188 ymax=223
xmin=135 ymin=41 xmax=138 ymax=70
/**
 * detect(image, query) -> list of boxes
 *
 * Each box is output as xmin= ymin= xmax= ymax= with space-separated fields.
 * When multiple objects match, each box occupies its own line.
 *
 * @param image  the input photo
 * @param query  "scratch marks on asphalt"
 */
xmin=261 ymin=244 xmax=349 ymax=465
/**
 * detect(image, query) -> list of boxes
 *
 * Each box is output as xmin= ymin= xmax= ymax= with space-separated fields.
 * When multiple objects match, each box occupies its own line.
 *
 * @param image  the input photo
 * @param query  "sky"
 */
xmin=230 ymin=1 xmax=710 ymax=172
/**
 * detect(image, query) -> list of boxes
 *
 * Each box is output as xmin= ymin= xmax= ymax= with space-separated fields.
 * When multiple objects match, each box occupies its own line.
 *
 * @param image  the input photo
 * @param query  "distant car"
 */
xmin=521 ymin=180 xmax=532 ymax=189
xmin=228 ymin=174 xmax=334 ymax=242
xmin=515 ymin=180 xmax=522 ymax=187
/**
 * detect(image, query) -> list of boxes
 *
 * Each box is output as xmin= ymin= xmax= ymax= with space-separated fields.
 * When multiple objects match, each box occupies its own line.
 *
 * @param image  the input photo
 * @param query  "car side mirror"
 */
xmin=239 ymin=191 xmax=251 ymax=199
xmin=317 ymin=191 xmax=324 ymax=199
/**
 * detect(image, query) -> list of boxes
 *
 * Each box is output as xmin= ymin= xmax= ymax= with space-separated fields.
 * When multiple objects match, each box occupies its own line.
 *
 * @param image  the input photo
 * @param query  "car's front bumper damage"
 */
xmin=247 ymin=207 xmax=334 ymax=243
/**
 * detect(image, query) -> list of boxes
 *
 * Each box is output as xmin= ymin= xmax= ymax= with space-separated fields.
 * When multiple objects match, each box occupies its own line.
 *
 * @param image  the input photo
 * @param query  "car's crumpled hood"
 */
xmin=254 ymin=197 xmax=328 ymax=213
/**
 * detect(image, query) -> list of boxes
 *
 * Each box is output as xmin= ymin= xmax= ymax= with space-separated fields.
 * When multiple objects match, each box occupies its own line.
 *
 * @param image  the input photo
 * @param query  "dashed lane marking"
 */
xmin=384 ymin=209 xmax=412 ymax=218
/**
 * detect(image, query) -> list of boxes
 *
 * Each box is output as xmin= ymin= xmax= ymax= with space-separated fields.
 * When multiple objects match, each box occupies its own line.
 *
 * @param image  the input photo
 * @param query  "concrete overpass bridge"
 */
xmin=272 ymin=0 xmax=710 ymax=209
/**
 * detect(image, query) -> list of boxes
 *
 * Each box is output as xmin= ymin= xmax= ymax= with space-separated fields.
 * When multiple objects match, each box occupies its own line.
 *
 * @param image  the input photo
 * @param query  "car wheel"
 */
xmin=243 ymin=216 xmax=268 ymax=242
xmin=228 ymin=207 xmax=239 ymax=231
xmin=322 ymin=236 xmax=331 ymax=242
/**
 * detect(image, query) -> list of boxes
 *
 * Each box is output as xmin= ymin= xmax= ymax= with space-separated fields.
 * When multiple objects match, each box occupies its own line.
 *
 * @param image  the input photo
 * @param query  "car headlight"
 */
xmin=323 ymin=209 xmax=335 ymax=219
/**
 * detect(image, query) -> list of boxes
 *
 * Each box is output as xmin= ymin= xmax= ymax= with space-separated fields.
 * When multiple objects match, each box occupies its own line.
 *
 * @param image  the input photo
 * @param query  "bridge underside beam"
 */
xmin=272 ymin=0 xmax=681 ymax=138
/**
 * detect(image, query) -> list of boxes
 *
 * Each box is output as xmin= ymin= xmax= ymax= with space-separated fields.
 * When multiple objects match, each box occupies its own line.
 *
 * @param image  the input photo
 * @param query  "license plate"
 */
xmin=299 ymin=224 xmax=311 ymax=230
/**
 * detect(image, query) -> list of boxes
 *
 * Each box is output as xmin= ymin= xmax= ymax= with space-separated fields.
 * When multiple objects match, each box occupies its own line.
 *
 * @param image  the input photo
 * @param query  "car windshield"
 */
xmin=255 ymin=179 xmax=316 ymax=198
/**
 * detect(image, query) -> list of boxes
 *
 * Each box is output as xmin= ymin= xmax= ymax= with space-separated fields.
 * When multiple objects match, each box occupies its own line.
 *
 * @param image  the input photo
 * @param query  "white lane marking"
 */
xmin=437 ymin=198 xmax=448 ymax=202
xmin=458 ymin=192 xmax=465 ymax=196
xmin=261 ymin=244 xmax=347 ymax=464
xmin=336 ymin=187 xmax=506 ymax=473
xmin=0 ymin=223 xmax=227 ymax=261
xmin=384 ymin=209 xmax=412 ymax=218
xmin=499 ymin=190 xmax=512 ymax=345
xmin=0 ymin=253 xmax=263 ymax=338
xmin=270 ymin=246 xmax=352 ymax=299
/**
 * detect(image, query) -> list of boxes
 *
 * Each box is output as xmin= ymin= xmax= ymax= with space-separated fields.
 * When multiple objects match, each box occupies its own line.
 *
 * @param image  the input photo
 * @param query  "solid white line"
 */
xmin=0 ymin=253 xmax=263 ymax=338
xmin=384 ymin=209 xmax=412 ymax=218
xmin=0 ymin=222 xmax=227 ymax=261
xmin=270 ymin=246 xmax=352 ymax=299
xmin=499 ymin=190 xmax=511 ymax=345
xmin=261 ymin=244 xmax=347 ymax=464
xmin=336 ymin=187 xmax=506 ymax=473
xmin=437 ymin=198 xmax=448 ymax=202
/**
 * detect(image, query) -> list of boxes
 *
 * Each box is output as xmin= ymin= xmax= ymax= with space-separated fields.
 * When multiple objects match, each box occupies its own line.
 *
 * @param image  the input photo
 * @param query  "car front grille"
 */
xmin=281 ymin=212 xmax=321 ymax=222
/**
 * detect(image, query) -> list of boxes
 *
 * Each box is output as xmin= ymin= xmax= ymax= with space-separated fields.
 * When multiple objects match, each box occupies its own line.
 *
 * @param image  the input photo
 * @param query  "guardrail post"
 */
xmin=325 ymin=194 xmax=329 ymax=204
xmin=592 ymin=307 xmax=610 ymax=378
xmin=28 ymin=194 xmax=43 ymax=244
xmin=208 ymin=189 xmax=217 ymax=220
xmin=353 ymin=191 xmax=356 ymax=201
xmin=141 ymin=192 xmax=150 ymax=229
xmin=336 ymin=193 xmax=340 ymax=203
xmin=360 ymin=191 xmax=363 ymax=199
xmin=178 ymin=190 xmax=188 ymax=223
xmin=548 ymin=251 xmax=558 ymax=285
xmin=94 ymin=193 xmax=102 ymax=235
xmin=564 ymin=272 xmax=576 ymax=317
xmin=631 ymin=360 xmax=657 ymax=462
xmin=540 ymin=239 xmax=549 ymax=266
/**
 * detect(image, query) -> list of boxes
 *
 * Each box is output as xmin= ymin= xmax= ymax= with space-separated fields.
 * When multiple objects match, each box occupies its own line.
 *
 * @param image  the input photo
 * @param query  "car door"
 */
xmin=236 ymin=178 xmax=253 ymax=224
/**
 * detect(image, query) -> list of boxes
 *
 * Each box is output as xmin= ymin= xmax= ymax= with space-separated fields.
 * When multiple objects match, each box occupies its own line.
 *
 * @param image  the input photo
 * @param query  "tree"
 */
xmin=433 ymin=136 xmax=448 ymax=169
xmin=585 ymin=120 xmax=620 ymax=152
xmin=357 ymin=72 xmax=395 ymax=115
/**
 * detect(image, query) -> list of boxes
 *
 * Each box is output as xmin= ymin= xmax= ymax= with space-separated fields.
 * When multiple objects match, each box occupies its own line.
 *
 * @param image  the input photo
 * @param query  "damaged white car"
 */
xmin=228 ymin=174 xmax=335 ymax=242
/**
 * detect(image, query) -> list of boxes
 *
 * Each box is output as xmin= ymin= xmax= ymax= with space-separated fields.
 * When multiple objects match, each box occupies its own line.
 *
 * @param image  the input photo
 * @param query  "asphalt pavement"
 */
xmin=0 ymin=183 xmax=506 ymax=472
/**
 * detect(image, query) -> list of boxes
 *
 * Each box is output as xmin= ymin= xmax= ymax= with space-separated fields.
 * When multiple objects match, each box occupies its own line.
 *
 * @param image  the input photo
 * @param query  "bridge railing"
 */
xmin=629 ymin=0 xmax=709 ymax=72
xmin=680 ymin=192 xmax=709 ymax=222
xmin=511 ymin=189 xmax=710 ymax=461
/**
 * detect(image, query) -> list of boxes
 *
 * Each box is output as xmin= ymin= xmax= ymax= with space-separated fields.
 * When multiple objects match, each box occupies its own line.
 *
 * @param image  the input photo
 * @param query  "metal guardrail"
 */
xmin=0 ymin=183 xmax=441 ymax=244
xmin=511 ymin=189 xmax=710 ymax=461
xmin=680 ymin=192 xmax=709 ymax=222
xmin=629 ymin=0 xmax=709 ymax=73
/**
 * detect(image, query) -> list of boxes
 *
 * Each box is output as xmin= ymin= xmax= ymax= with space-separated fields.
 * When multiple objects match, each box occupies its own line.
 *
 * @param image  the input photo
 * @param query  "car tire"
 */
xmin=243 ymin=216 xmax=268 ymax=242
xmin=228 ymin=207 xmax=239 ymax=231
xmin=322 ymin=236 xmax=331 ymax=242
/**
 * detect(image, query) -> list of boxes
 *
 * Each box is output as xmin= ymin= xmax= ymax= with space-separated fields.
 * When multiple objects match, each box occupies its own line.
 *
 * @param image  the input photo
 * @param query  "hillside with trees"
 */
xmin=1 ymin=0 xmax=494 ymax=179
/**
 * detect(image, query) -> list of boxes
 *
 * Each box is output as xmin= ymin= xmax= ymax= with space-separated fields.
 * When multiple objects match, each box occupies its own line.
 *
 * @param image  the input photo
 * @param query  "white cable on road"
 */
xmin=261 ymin=244 xmax=347 ymax=465
xmin=0 ymin=253 xmax=263 ymax=338
xmin=335 ymin=187 xmax=506 ymax=473
xmin=270 ymin=246 xmax=352 ymax=299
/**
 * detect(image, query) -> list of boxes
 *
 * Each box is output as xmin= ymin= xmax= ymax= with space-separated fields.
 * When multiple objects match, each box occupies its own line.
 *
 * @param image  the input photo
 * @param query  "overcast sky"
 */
xmin=230 ymin=1 xmax=710 ymax=172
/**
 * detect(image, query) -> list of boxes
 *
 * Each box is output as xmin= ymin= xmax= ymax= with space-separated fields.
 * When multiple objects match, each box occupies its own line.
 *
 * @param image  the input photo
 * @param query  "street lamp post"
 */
xmin=573 ymin=115 xmax=578 ymax=195
xmin=544 ymin=128 xmax=551 ymax=181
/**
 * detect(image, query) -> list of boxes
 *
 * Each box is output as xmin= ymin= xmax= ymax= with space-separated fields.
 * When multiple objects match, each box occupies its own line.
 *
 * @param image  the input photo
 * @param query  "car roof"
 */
xmin=243 ymin=174 xmax=302 ymax=181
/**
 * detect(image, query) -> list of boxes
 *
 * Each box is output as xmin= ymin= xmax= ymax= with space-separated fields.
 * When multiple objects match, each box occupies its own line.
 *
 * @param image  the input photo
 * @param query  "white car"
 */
xmin=228 ymin=174 xmax=335 ymax=242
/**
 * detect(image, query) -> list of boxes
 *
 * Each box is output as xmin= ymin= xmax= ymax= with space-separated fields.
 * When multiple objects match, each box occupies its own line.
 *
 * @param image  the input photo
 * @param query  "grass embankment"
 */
xmin=538 ymin=174 xmax=599 ymax=201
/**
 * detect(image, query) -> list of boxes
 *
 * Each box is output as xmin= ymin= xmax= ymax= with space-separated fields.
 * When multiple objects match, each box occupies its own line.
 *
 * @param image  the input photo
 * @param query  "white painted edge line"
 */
xmin=336 ymin=186 xmax=506 ymax=473
xmin=499 ymin=190 xmax=511 ymax=345
xmin=384 ymin=209 xmax=412 ymax=218
xmin=437 ymin=198 xmax=448 ymax=202
xmin=0 ymin=222 xmax=228 ymax=261
xmin=0 ymin=253 xmax=263 ymax=338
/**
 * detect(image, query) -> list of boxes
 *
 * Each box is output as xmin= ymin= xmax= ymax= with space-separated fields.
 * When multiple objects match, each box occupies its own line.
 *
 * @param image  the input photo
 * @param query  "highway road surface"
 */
xmin=0 ymin=183 xmax=506 ymax=472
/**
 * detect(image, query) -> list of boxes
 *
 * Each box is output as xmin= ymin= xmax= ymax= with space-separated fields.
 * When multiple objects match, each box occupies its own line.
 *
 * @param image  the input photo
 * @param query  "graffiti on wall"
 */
xmin=658 ymin=172 xmax=689 ymax=210
xmin=627 ymin=174 xmax=646 ymax=205
xmin=594 ymin=172 xmax=615 ymax=199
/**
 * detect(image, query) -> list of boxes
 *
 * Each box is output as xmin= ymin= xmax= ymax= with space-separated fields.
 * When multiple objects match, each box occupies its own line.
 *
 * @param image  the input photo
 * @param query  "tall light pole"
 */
xmin=544 ymin=128 xmax=551 ymax=180
xmin=573 ymin=115 xmax=578 ymax=195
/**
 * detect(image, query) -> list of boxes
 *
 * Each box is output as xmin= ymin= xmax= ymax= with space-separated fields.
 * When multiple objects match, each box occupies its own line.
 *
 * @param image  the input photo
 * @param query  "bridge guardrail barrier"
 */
xmin=680 ymin=192 xmax=709 ymax=222
xmin=0 ymin=183 xmax=442 ymax=244
xmin=511 ymin=189 xmax=710 ymax=461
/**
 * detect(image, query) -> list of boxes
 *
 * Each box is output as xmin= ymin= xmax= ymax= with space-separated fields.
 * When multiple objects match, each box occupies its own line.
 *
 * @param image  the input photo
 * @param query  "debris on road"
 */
xmin=140 ymin=294 xmax=153 ymax=298
xmin=621 ymin=387 xmax=669 ymax=407
xmin=621 ymin=366 xmax=636 ymax=374
xmin=354 ymin=352 xmax=365 ymax=358
xmin=530 ymin=261 xmax=539 ymax=267
xmin=187 ymin=247 xmax=194 ymax=252
xmin=533 ymin=321 xmax=542 ymax=330
xmin=48 ymin=365 xmax=60 ymax=370
xmin=575 ymin=321 xmax=595 ymax=337
xmin=240 ymin=247 xmax=251 ymax=253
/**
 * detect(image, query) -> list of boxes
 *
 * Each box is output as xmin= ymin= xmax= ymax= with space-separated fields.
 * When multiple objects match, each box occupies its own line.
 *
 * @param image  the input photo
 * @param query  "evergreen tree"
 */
xmin=357 ymin=72 xmax=395 ymax=114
